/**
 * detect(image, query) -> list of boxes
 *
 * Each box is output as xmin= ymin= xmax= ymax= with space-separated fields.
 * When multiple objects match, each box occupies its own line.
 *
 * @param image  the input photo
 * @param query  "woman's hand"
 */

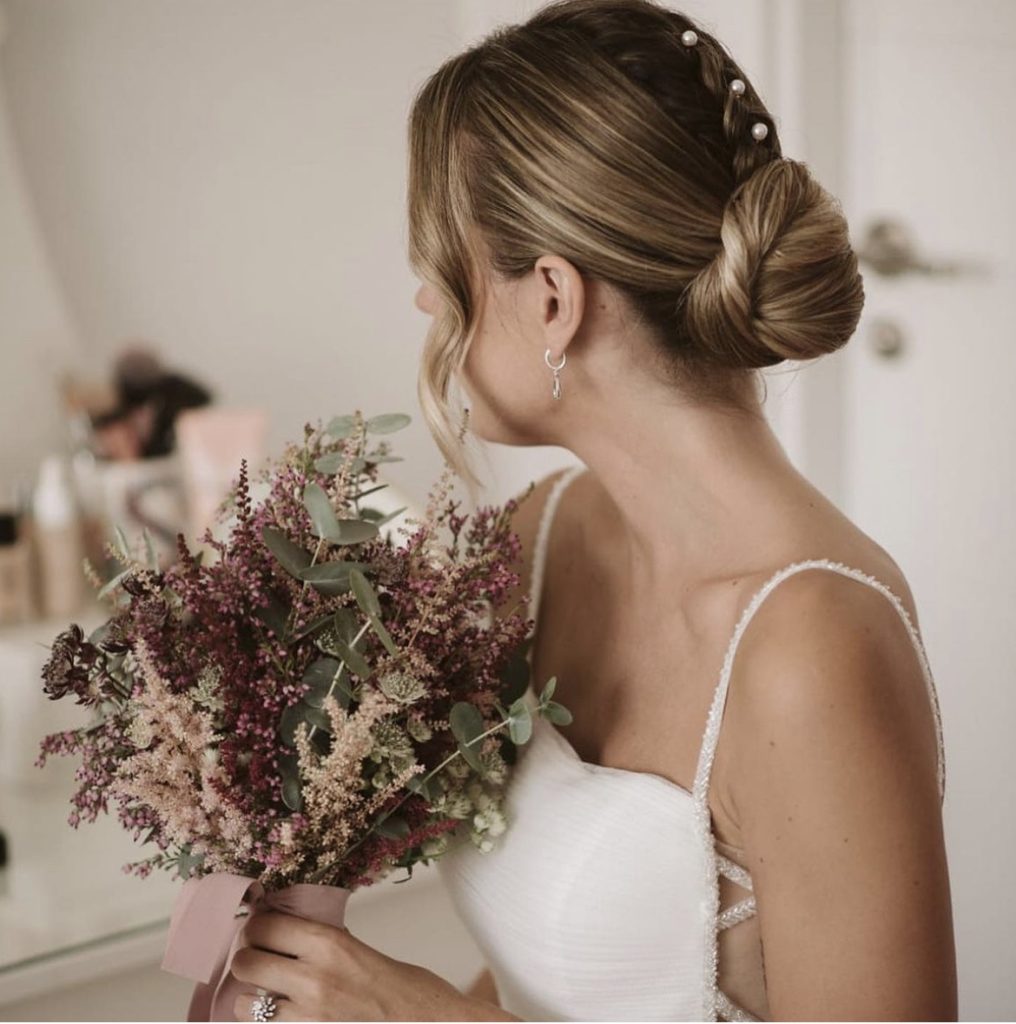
xmin=229 ymin=909 xmax=519 ymax=1021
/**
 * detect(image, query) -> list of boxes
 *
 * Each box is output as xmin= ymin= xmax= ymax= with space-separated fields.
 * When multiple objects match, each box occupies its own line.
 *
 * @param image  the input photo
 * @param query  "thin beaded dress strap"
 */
xmin=526 ymin=464 xmax=588 ymax=638
xmin=691 ymin=557 xmax=948 ymax=1021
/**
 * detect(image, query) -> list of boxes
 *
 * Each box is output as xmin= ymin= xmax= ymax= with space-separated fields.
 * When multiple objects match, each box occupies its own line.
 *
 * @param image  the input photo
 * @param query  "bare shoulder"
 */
xmin=718 ymin=561 xmax=954 ymax=1015
xmin=727 ymin=558 xmax=937 ymax=771
xmin=493 ymin=467 xmax=580 ymax=626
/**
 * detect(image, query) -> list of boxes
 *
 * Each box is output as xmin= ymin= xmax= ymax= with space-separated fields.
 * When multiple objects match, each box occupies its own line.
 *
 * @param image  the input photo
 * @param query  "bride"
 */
xmin=228 ymin=0 xmax=956 ymax=1019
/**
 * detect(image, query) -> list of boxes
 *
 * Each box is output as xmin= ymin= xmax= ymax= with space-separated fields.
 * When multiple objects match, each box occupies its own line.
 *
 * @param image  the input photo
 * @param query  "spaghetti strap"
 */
xmin=692 ymin=557 xmax=948 ymax=1021
xmin=527 ymin=464 xmax=588 ymax=638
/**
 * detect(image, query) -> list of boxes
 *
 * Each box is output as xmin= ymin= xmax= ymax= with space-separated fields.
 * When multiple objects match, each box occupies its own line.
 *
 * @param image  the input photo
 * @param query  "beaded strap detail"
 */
xmin=692 ymin=558 xmax=948 ymax=1020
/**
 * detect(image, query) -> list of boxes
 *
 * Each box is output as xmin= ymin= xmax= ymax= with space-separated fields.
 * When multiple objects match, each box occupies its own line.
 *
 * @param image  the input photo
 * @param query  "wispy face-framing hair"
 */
xmin=407 ymin=0 xmax=864 ymax=490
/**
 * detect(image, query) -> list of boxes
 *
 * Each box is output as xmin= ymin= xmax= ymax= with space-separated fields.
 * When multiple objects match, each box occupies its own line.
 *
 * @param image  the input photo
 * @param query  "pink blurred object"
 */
xmin=175 ymin=408 xmax=269 ymax=546
xmin=161 ymin=872 xmax=351 ymax=1021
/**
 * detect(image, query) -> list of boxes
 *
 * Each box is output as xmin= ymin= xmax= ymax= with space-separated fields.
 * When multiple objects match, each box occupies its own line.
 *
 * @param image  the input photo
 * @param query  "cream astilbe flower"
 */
xmin=283 ymin=687 xmax=405 ymax=884
xmin=109 ymin=637 xmax=250 ymax=866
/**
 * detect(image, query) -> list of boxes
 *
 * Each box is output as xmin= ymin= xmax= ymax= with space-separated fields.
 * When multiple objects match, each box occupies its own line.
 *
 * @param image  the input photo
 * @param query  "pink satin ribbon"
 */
xmin=161 ymin=873 xmax=352 ymax=1021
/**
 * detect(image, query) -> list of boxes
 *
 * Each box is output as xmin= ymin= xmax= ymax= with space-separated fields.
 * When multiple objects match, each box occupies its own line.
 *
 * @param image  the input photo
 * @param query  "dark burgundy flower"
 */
xmin=41 ymin=624 xmax=102 ymax=706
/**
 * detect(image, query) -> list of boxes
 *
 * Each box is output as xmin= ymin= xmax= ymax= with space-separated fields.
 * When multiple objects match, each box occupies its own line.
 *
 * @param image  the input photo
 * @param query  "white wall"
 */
xmin=0 ymin=2 xmax=81 ymax=499
xmin=0 ymin=0 xmax=466 ymax=508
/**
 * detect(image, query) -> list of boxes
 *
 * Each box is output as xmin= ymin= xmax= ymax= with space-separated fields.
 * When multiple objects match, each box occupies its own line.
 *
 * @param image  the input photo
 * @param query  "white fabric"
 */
xmin=437 ymin=464 xmax=946 ymax=1021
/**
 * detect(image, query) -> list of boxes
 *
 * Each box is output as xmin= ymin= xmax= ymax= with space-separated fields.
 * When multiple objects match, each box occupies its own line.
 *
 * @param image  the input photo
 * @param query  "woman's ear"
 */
xmin=534 ymin=255 xmax=585 ymax=355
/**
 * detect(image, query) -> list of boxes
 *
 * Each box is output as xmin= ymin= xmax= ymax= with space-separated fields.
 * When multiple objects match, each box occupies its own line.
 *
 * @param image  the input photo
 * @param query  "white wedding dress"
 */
xmin=437 ymin=464 xmax=947 ymax=1021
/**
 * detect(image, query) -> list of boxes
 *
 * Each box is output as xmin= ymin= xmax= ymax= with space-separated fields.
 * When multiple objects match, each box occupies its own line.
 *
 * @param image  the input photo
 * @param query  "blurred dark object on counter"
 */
xmin=0 ymin=507 xmax=35 ymax=626
xmin=89 ymin=343 xmax=214 ymax=459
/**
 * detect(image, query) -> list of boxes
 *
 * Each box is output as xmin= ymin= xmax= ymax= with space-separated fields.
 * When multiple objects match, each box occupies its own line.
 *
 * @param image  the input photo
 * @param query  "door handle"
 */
xmin=856 ymin=217 xmax=987 ymax=278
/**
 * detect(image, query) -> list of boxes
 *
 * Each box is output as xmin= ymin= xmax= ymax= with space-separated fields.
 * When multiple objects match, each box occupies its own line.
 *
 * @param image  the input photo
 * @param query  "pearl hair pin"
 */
xmin=679 ymin=29 xmax=769 ymax=142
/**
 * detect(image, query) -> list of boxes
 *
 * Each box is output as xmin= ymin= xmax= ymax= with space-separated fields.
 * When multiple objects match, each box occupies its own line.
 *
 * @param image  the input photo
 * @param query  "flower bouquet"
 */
xmin=36 ymin=410 xmax=572 ymax=1021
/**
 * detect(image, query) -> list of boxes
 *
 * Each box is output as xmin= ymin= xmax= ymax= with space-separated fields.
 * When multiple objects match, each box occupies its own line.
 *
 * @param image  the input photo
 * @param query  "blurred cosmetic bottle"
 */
xmin=30 ymin=454 xmax=85 ymax=619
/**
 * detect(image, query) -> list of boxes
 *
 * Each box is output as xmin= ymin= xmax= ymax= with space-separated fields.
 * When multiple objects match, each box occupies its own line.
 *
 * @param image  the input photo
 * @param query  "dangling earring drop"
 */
xmin=545 ymin=348 xmax=566 ymax=400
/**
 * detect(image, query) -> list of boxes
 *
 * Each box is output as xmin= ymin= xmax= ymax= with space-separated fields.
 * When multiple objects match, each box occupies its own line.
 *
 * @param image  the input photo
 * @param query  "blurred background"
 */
xmin=0 ymin=0 xmax=1012 ymax=1019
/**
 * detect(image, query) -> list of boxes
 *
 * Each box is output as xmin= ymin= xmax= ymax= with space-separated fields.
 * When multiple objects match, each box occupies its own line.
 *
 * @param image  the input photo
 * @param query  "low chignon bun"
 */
xmin=682 ymin=157 xmax=865 ymax=369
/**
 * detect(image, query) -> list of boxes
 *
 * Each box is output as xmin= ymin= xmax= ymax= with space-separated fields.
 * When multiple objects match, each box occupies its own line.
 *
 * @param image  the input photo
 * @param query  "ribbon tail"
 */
xmin=160 ymin=873 xmax=264 ymax=1021
xmin=187 ymin=978 xmax=217 ymax=1022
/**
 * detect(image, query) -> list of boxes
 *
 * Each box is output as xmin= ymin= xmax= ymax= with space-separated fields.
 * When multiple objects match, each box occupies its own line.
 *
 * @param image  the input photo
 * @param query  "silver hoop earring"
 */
xmin=545 ymin=348 xmax=566 ymax=400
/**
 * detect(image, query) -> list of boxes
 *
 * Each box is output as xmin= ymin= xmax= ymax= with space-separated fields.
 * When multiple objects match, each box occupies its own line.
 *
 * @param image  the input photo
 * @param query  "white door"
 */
xmin=840 ymin=2 xmax=1015 ymax=1017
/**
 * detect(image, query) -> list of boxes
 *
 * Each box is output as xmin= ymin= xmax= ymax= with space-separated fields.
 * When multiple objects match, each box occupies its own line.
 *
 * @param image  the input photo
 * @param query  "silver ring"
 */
xmin=250 ymin=992 xmax=278 ymax=1021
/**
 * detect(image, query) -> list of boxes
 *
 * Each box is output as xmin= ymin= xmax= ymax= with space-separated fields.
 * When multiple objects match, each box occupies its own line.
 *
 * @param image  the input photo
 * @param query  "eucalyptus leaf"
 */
xmin=373 ymin=506 xmax=409 ymax=528
xmin=450 ymin=702 xmax=485 ymax=770
xmin=301 ymin=658 xmax=342 ymax=707
xmin=296 ymin=561 xmax=363 ymax=597
xmin=176 ymin=845 xmax=205 ymax=881
xmin=262 ymin=526 xmax=313 ymax=576
xmin=332 ymin=518 xmax=380 ymax=546
xmin=325 ymin=414 xmax=358 ymax=439
xmin=313 ymin=452 xmax=346 ymax=475
xmin=539 ymin=676 xmax=557 ymax=703
xmin=88 ymin=621 xmax=111 ymax=645
xmin=282 ymin=773 xmax=303 ymax=811
xmin=457 ymin=738 xmax=484 ymax=772
xmin=279 ymin=703 xmax=305 ymax=746
xmin=354 ymin=483 xmax=389 ymax=500
xmin=331 ymin=637 xmax=371 ymax=679
xmin=349 ymin=568 xmax=381 ymax=618
xmin=543 ymin=700 xmax=572 ymax=726
xmin=332 ymin=607 xmax=359 ymax=643
xmin=114 ymin=524 xmax=131 ymax=561
xmin=508 ymin=698 xmax=533 ymax=745
xmin=303 ymin=483 xmax=343 ymax=542
xmin=365 ymin=413 xmax=411 ymax=434
xmin=375 ymin=814 xmax=411 ymax=839
xmin=406 ymin=774 xmax=440 ymax=802
xmin=142 ymin=528 xmax=159 ymax=571
xmin=499 ymin=653 xmax=531 ymax=702
xmin=288 ymin=611 xmax=335 ymax=644
xmin=254 ymin=595 xmax=290 ymax=640
xmin=303 ymin=705 xmax=334 ymax=733
xmin=97 ymin=568 xmax=132 ymax=600
xmin=368 ymin=614 xmax=399 ymax=656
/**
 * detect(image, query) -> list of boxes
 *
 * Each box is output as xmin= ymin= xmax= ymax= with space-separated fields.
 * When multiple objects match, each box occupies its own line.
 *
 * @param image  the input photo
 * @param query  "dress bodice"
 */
xmin=436 ymin=464 xmax=947 ymax=1021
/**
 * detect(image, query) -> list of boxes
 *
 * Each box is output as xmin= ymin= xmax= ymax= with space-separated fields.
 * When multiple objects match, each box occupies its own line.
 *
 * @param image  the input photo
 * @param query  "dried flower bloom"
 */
xmin=377 ymin=669 xmax=427 ymax=705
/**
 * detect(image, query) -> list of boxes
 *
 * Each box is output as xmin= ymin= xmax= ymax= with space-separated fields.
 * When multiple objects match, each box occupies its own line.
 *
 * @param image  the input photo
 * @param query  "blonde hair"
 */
xmin=407 ymin=0 xmax=864 ymax=491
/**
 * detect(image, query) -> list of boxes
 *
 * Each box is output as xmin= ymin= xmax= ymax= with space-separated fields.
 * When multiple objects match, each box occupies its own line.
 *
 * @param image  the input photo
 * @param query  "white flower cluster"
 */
xmin=125 ymin=710 xmax=154 ymax=749
xmin=190 ymin=663 xmax=225 ymax=715
xmin=368 ymin=717 xmax=420 ymax=789
xmin=424 ymin=747 xmax=510 ymax=856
